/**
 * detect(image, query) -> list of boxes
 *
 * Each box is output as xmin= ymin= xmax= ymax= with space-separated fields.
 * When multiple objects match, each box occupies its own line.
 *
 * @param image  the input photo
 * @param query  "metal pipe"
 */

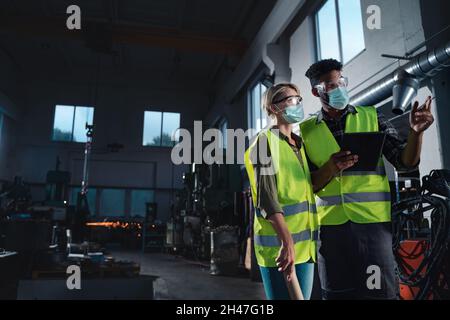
xmin=350 ymin=41 xmax=450 ymax=109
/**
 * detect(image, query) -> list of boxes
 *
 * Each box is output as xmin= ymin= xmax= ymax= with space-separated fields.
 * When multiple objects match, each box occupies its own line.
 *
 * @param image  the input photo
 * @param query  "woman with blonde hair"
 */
xmin=244 ymin=83 xmax=318 ymax=300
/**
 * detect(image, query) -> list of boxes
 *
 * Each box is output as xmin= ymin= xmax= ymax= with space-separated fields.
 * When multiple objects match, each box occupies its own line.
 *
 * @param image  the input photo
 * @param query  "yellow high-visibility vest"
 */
xmin=244 ymin=129 xmax=318 ymax=267
xmin=300 ymin=106 xmax=391 ymax=226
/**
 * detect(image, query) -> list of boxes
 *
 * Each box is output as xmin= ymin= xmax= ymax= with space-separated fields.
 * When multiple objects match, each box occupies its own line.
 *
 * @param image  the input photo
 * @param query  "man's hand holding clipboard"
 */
xmin=339 ymin=132 xmax=387 ymax=172
xmin=327 ymin=151 xmax=359 ymax=173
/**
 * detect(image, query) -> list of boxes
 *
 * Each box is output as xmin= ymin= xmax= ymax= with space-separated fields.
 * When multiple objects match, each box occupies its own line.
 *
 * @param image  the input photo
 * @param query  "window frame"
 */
xmin=98 ymin=188 xmax=126 ymax=217
xmin=51 ymin=104 xmax=95 ymax=143
xmin=247 ymin=82 xmax=269 ymax=136
xmin=214 ymin=116 xmax=228 ymax=149
xmin=70 ymin=186 xmax=155 ymax=218
xmin=129 ymin=189 xmax=155 ymax=217
xmin=142 ymin=110 xmax=181 ymax=148
xmin=315 ymin=0 xmax=366 ymax=65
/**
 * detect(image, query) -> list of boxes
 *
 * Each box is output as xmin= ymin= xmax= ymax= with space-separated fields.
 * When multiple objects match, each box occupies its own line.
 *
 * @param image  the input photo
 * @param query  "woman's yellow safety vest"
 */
xmin=244 ymin=129 xmax=318 ymax=267
xmin=299 ymin=106 xmax=391 ymax=226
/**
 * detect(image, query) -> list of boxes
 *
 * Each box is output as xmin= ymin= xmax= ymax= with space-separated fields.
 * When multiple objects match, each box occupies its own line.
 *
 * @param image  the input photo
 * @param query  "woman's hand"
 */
xmin=267 ymin=214 xmax=303 ymax=299
xmin=276 ymin=237 xmax=295 ymax=279
xmin=268 ymin=213 xmax=296 ymax=279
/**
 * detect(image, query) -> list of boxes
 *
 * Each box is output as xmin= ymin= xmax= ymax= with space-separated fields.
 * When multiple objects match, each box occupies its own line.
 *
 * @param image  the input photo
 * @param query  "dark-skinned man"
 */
xmin=300 ymin=59 xmax=434 ymax=300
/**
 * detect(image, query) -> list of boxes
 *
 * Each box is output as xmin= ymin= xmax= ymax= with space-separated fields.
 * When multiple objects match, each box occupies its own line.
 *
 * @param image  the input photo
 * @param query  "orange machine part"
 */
xmin=397 ymin=239 xmax=433 ymax=300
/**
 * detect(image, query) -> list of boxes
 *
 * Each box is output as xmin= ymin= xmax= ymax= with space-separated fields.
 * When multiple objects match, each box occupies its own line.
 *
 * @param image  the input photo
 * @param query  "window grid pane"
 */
xmin=248 ymin=83 xmax=268 ymax=135
xmin=260 ymin=84 xmax=268 ymax=129
xmin=338 ymin=0 xmax=365 ymax=63
xmin=99 ymin=189 xmax=125 ymax=217
xmin=219 ymin=120 xmax=228 ymax=149
xmin=143 ymin=111 xmax=162 ymax=146
xmin=73 ymin=106 xmax=94 ymax=143
xmin=317 ymin=0 xmax=341 ymax=61
xmin=130 ymin=190 xmax=154 ymax=217
xmin=252 ymin=85 xmax=260 ymax=131
xmin=162 ymin=112 xmax=180 ymax=147
xmin=52 ymin=105 xmax=74 ymax=142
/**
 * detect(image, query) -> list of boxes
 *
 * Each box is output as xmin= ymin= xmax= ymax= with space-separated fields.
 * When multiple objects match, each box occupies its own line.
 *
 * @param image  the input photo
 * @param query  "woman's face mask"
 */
xmin=272 ymin=96 xmax=305 ymax=124
xmin=280 ymin=102 xmax=305 ymax=123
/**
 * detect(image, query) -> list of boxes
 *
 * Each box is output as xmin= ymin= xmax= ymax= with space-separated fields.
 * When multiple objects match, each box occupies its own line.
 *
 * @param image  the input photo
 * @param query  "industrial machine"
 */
xmin=168 ymin=158 xmax=246 ymax=275
xmin=45 ymin=157 xmax=71 ymax=207
xmin=392 ymin=169 xmax=450 ymax=300
xmin=0 ymin=176 xmax=32 ymax=215
xmin=0 ymin=122 xmax=145 ymax=300
xmin=142 ymin=202 xmax=166 ymax=252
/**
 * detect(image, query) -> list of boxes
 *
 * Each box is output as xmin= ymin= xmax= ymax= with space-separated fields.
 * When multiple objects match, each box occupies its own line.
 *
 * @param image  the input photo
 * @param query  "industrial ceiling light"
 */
xmin=392 ymin=69 xmax=420 ymax=115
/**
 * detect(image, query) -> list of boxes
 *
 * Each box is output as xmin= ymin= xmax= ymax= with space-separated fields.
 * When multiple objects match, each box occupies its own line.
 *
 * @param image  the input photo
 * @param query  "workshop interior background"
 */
xmin=0 ymin=0 xmax=449 ymax=300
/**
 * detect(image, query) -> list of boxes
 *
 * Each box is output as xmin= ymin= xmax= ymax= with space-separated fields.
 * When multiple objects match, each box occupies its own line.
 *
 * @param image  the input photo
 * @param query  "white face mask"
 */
xmin=327 ymin=86 xmax=350 ymax=110
xmin=272 ymin=96 xmax=304 ymax=123
xmin=279 ymin=102 xmax=305 ymax=124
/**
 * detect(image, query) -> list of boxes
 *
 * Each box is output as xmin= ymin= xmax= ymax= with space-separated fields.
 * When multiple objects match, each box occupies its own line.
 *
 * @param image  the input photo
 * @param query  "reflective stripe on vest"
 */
xmin=255 ymin=229 xmax=319 ymax=247
xmin=244 ymin=129 xmax=318 ymax=267
xmin=300 ymin=106 xmax=391 ymax=226
xmin=315 ymin=192 xmax=391 ymax=207
xmin=341 ymin=165 xmax=386 ymax=176
xmin=255 ymin=200 xmax=317 ymax=217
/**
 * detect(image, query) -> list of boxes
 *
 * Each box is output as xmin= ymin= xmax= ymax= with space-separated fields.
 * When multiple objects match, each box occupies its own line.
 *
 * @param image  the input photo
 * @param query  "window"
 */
xmin=143 ymin=111 xmax=180 ymax=147
xmin=248 ymin=82 xmax=268 ymax=134
xmin=218 ymin=118 xmax=228 ymax=149
xmin=130 ymin=190 xmax=155 ymax=217
xmin=52 ymin=105 xmax=94 ymax=142
xmin=99 ymin=189 xmax=125 ymax=217
xmin=316 ymin=0 xmax=365 ymax=64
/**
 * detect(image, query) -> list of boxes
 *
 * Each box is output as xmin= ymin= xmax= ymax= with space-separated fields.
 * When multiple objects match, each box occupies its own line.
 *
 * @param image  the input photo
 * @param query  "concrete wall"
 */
xmin=420 ymin=0 xmax=450 ymax=170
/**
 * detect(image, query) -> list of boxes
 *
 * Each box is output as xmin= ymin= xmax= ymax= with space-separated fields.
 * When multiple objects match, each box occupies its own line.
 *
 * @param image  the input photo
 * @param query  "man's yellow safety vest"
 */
xmin=244 ymin=129 xmax=318 ymax=267
xmin=299 ymin=106 xmax=391 ymax=226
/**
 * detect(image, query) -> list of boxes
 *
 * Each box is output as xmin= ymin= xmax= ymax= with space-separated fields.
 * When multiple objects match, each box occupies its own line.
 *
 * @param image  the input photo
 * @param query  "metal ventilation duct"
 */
xmin=350 ymin=41 xmax=450 ymax=113
xmin=392 ymin=70 xmax=420 ymax=114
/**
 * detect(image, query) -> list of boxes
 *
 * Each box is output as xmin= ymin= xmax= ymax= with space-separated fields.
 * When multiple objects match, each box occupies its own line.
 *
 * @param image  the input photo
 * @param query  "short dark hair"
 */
xmin=305 ymin=59 xmax=343 ymax=85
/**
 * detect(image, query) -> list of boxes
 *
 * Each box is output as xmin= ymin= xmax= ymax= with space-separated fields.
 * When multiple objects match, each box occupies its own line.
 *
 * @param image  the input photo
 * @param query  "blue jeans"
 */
xmin=259 ymin=263 xmax=314 ymax=300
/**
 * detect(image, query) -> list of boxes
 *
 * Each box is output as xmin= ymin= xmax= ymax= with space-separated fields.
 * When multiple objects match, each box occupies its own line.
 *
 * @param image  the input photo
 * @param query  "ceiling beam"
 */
xmin=0 ymin=15 xmax=247 ymax=56
xmin=207 ymin=0 xmax=257 ymax=83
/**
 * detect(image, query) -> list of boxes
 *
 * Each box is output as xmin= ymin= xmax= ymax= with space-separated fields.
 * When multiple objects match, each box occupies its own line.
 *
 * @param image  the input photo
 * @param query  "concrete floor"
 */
xmin=111 ymin=250 xmax=266 ymax=300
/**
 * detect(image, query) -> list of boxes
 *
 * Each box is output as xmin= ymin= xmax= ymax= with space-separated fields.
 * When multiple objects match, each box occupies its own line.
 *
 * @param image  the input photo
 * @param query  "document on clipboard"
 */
xmin=338 ymin=132 xmax=387 ymax=172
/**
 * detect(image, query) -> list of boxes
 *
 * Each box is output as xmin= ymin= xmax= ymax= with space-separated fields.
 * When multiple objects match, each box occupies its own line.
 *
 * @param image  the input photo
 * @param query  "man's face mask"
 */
xmin=315 ymin=76 xmax=350 ymax=110
xmin=272 ymin=95 xmax=304 ymax=124
xmin=327 ymin=86 xmax=350 ymax=110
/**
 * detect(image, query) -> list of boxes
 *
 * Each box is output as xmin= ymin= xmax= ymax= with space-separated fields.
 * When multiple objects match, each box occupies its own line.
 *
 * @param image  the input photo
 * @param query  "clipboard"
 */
xmin=338 ymin=132 xmax=386 ymax=172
